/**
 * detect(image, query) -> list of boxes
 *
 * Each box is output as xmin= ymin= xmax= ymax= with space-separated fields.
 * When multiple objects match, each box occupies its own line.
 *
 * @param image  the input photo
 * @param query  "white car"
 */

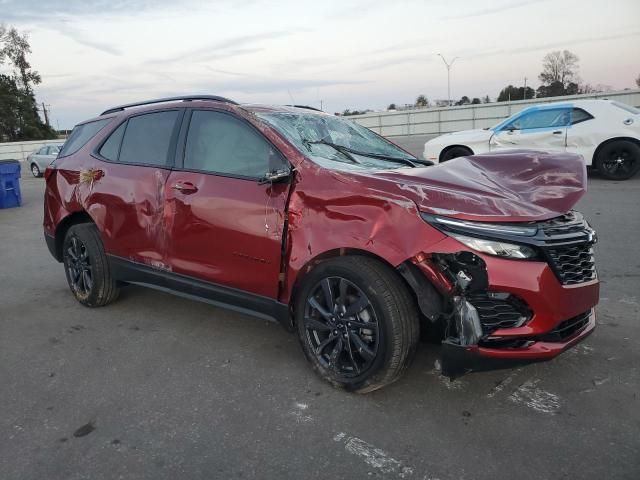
xmin=26 ymin=144 xmax=63 ymax=177
xmin=423 ymin=99 xmax=640 ymax=180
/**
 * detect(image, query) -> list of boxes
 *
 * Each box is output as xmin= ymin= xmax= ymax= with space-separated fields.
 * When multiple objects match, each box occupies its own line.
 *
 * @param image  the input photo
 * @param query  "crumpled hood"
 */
xmin=364 ymin=150 xmax=587 ymax=222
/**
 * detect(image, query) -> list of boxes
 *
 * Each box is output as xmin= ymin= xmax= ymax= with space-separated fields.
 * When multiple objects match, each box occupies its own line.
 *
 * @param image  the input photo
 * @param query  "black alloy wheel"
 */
xmin=595 ymin=140 xmax=640 ymax=180
xmin=64 ymin=235 xmax=93 ymax=297
xmin=303 ymin=276 xmax=379 ymax=377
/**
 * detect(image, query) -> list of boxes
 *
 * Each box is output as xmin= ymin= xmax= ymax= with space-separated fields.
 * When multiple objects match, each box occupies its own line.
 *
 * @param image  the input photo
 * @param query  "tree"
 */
xmin=636 ymin=74 xmax=640 ymax=88
xmin=497 ymin=85 xmax=535 ymax=102
xmin=482 ymin=95 xmax=491 ymax=104
xmin=536 ymin=50 xmax=581 ymax=98
xmin=0 ymin=23 xmax=55 ymax=141
xmin=455 ymin=95 xmax=471 ymax=106
xmin=471 ymin=97 xmax=481 ymax=104
xmin=387 ymin=103 xmax=397 ymax=110
xmin=415 ymin=95 xmax=429 ymax=107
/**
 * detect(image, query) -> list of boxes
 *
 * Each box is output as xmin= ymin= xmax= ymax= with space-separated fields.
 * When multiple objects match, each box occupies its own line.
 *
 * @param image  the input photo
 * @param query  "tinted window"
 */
xmin=571 ymin=108 xmax=593 ymax=125
xmin=184 ymin=110 xmax=284 ymax=177
xmin=99 ymin=123 xmax=126 ymax=161
xmin=119 ymin=111 xmax=179 ymax=166
xmin=507 ymin=109 xmax=570 ymax=130
xmin=59 ymin=119 xmax=111 ymax=157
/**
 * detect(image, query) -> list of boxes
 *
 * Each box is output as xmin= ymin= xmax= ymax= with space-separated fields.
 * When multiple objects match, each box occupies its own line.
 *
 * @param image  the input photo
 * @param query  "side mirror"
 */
xmin=258 ymin=168 xmax=291 ymax=185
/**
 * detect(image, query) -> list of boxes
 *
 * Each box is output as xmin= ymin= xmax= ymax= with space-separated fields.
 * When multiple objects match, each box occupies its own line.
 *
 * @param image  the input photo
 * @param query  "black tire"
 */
xmin=31 ymin=163 xmax=41 ymax=177
xmin=62 ymin=223 xmax=119 ymax=307
xmin=594 ymin=140 xmax=640 ymax=180
xmin=295 ymin=256 xmax=419 ymax=393
xmin=441 ymin=146 xmax=473 ymax=162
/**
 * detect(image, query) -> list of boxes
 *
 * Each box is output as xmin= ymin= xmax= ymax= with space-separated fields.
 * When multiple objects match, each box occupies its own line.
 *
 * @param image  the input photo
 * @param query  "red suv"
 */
xmin=44 ymin=96 xmax=599 ymax=392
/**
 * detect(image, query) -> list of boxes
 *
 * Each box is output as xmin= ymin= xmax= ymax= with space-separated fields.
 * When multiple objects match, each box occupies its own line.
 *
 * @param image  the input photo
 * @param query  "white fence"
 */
xmin=351 ymin=89 xmax=640 ymax=138
xmin=0 ymin=139 xmax=65 ymax=162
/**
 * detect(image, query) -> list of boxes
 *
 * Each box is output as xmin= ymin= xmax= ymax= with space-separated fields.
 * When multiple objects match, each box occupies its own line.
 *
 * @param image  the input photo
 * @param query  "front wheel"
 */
xmin=62 ymin=223 xmax=119 ymax=307
xmin=31 ymin=163 xmax=41 ymax=177
xmin=295 ymin=256 xmax=419 ymax=393
xmin=594 ymin=140 xmax=640 ymax=180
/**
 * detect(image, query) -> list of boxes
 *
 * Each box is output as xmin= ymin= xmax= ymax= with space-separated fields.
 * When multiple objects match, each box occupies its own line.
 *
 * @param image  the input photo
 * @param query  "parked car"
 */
xmin=423 ymin=99 xmax=640 ymax=180
xmin=27 ymin=144 xmax=63 ymax=177
xmin=43 ymin=96 xmax=599 ymax=392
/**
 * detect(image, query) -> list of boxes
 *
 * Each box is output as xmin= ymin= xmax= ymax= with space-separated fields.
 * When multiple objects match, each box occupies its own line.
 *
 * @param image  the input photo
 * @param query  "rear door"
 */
xmin=490 ymin=107 xmax=571 ymax=152
xmin=89 ymin=109 xmax=183 ymax=268
xmin=165 ymin=109 xmax=290 ymax=298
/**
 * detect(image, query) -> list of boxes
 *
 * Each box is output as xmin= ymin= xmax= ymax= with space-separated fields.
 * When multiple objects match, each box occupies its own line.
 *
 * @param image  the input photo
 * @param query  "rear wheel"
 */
xmin=594 ymin=140 xmax=640 ymax=180
xmin=295 ymin=256 xmax=419 ymax=393
xmin=31 ymin=163 xmax=41 ymax=177
xmin=62 ymin=223 xmax=119 ymax=307
xmin=441 ymin=146 xmax=472 ymax=162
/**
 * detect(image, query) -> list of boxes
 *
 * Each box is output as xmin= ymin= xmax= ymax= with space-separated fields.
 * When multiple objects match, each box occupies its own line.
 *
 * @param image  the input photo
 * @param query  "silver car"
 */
xmin=27 ymin=144 xmax=63 ymax=177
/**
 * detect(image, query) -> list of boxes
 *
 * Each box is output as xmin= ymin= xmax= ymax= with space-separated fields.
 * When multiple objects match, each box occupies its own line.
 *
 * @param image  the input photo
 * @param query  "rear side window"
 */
xmin=99 ymin=123 xmax=126 ymax=161
xmin=59 ymin=119 xmax=111 ymax=158
xmin=184 ymin=110 xmax=285 ymax=177
xmin=571 ymin=108 xmax=594 ymax=125
xmin=118 ymin=111 xmax=180 ymax=166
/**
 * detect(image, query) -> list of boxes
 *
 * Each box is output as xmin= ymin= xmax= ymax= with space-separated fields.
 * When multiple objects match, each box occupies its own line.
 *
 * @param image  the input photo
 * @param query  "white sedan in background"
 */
xmin=423 ymin=99 xmax=640 ymax=180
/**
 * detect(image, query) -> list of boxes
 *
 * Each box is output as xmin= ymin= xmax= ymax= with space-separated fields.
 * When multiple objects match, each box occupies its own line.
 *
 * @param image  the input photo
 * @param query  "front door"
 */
xmin=491 ymin=106 xmax=570 ymax=153
xmin=165 ymin=109 xmax=290 ymax=298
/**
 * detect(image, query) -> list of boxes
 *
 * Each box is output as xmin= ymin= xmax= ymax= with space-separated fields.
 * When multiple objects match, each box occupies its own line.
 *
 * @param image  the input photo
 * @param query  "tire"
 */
xmin=295 ymin=256 xmax=419 ymax=393
xmin=441 ymin=146 xmax=472 ymax=162
xmin=31 ymin=163 xmax=41 ymax=177
xmin=62 ymin=223 xmax=119 ymax=307
xmin=594 ymin=140 xmax=640 ymax=180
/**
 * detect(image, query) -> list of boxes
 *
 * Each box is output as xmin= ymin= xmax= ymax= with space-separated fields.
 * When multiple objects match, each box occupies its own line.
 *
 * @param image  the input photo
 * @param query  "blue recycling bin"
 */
xmin=0 ymin=160 xmax=22 ymax=209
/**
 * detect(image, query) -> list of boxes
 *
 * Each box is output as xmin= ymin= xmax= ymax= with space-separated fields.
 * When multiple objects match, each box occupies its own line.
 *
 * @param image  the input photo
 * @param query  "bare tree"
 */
xmin=538 ymin=50 xmax=580 ymax=89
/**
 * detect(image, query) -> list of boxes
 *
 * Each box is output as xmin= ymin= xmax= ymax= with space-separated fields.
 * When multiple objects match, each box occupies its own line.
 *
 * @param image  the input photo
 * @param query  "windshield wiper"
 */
xmin=304 ymin=139 xmax=419 ymax=168
xmin=302 ymin=139 xmax=361 ymax=164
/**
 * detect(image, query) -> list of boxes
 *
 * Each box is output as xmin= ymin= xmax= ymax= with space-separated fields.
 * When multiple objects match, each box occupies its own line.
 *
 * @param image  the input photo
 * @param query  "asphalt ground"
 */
xmin=1 ymin=166 xmax=639 ymax=480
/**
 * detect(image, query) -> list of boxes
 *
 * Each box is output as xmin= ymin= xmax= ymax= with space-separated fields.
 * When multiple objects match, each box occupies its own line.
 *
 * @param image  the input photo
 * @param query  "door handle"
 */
xmin=172 ymin=182 xmax=198 ymax=194
xmin=552 ymin=130 xmax=563 ymax=135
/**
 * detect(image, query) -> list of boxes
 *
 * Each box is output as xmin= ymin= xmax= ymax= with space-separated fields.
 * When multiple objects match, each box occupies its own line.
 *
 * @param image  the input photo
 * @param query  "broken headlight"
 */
xmin=447 ymin=233 xmax=536 ymax=259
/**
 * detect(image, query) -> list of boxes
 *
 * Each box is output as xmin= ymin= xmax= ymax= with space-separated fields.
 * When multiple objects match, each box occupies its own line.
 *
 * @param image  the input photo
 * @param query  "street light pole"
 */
xmin=437 ymin=54 xmax=459 ymax=106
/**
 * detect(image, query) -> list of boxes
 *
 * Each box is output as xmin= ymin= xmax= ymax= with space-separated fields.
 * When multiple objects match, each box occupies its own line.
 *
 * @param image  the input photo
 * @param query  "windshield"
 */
xmin=256 ymin=111 xmax=417 ymax=171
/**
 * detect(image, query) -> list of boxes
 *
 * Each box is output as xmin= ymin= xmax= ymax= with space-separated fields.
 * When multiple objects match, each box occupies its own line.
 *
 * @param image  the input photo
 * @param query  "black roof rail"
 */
xmin=100 ymin=95 xmax=238 ymax=115
xmin=285 ymin=104 xmax=323 ymax=112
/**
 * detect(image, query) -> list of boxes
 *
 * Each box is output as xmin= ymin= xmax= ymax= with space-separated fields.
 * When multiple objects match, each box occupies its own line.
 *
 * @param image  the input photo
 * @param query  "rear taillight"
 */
xmin=44 ymin=165 xmax=55 ymax=181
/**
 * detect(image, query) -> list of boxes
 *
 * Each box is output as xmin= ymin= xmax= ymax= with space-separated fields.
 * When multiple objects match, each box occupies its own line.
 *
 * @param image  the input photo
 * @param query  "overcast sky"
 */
xmin=1 ymin=0 xmax=639 ymax=128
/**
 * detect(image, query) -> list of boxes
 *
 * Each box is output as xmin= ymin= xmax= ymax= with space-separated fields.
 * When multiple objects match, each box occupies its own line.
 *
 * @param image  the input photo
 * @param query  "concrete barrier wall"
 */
xmin=351 ymin=89 xmax=640 ymax=137
xmin=0 ymin=139 xmax=65 ymax=162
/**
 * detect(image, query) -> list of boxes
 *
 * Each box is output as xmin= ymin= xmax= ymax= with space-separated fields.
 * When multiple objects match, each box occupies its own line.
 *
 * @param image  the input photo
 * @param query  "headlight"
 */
xmin=426 ymin=214 xmax=537 ymax=236
xmin=449 ymin=233 xmax=536 ymax=259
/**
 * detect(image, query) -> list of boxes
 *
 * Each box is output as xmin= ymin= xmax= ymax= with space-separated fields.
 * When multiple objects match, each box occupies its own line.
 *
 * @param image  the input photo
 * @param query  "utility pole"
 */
xmin=523 ymin=77 xmax=528 ymax=100
xmin=41 ymin=102 xmax=51 ymax=126
xmin=437 ymin=54 xmax=459 ymax=107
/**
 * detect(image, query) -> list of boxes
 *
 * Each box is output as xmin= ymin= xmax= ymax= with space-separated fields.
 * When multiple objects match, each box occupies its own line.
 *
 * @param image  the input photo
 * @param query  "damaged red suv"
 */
xmin=44 ymin=96 xmax=599 ymax=392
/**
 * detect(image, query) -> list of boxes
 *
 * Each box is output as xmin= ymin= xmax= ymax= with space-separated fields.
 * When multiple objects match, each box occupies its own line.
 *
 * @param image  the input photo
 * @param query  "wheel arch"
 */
xmin=53 ymin=210 xmax=96 ymax=261
xmin=592 ymin=136 xmax=640 ymax=166
xmin=439 ymin=144 xmax=474 ymax=162
xmin=287 ymin=247 xmax=442 ymax=328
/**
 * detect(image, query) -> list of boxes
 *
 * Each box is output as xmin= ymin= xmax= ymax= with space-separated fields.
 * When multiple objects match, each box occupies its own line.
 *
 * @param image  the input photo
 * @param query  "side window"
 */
xmin=98 ymin=122 xmax=126 ymax=161
xmin=118 ymin=111 xmax=180 ymax=166
xmin=506 ymin=109 xmax=570 ymax=130
xmin=184 ymin=110 xmax=285 ymax=178
xmin=59 ymin=118 xmax=111 ymax=158
xmin=571 ymin=108 xmax=594 ymax=125
xmin=38 ymin=147 xmax=48 ymax=155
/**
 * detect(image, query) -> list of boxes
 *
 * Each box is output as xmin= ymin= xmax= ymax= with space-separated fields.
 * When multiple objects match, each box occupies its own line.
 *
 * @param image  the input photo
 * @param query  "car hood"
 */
xmin=428 ymin=128 xmax=493 ymax=144
xmin=359 ymin=150 xmax=587 ymax=222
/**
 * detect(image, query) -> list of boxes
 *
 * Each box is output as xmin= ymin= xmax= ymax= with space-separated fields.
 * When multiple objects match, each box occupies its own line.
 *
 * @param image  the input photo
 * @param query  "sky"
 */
xmin=1 ymin=0 xmax=639 ymax=129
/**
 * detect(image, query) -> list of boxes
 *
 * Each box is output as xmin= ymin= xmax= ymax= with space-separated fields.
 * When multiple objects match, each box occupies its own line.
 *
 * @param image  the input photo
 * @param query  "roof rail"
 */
xmin=100 ymin=95 xmax=238 ymax=115
xmin=285 ymin=104 xmax=323 ymax=112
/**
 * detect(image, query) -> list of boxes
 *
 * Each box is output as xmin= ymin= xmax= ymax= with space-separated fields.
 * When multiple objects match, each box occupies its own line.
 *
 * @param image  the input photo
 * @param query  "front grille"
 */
xmin=467 ymin=293 xmax=531 ymax=334
xmin=546 ymin=243 xmax=596 ymax=285
xmin=540 ymin=310 xmax=591 ymax=342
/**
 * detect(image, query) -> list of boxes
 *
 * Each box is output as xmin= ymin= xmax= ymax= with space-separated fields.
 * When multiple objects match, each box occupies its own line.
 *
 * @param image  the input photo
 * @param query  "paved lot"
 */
xmin=1 ymin=170 xmax=639 ymax=480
